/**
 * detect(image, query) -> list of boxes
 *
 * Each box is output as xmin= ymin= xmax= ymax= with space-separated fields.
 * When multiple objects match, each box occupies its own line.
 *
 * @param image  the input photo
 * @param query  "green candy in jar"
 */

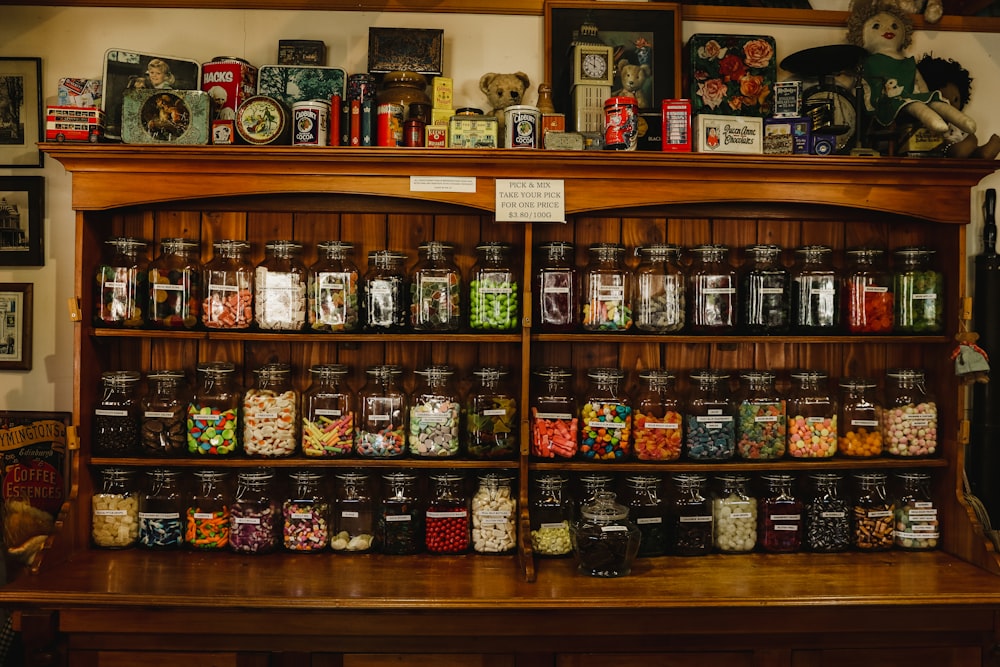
xmin=893 ymin=247 xmax=943 ymax=334
xmin=469 ymin=242 xmax=519 ymax=331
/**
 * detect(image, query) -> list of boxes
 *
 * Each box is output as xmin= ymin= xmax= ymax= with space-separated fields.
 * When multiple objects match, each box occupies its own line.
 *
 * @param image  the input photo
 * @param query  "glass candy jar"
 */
xmin=91 ymin=467 xmax=138 ymax=549
xmin=582 ymin=243 xmax=632 ymax=332
xmin=623 ymin=475 xmax=668 ymax=557
xmin=736 ymin=370 xmax=786 ymax=461
xmin=471 ymin=473 xmax=517 ymax=555
xmin=186 ymin=470 xmax=231 ymax=550
xmin=307 ymin=240 xmax=360 ymax=332
xmin=254 ymin=240 xmax=307 ymax=331
xmin=712 ymin=474 xmax=757 ymax=554
xmin=684 ymin=370 xmax=736 ymax=462
xmin=93 ymin=370 xmax=142 ymax=457
xmin=469 ymin=241 xmax=519 ymax=331
xmin=138 ymin=469 xmax=184 ymax=549
xmin=140 ymin=370 xmax=188 ymax=456
xmin=94 ymin=237 xmax=148 ymax=329
xmin=534 ymin=241 xmax=578 ymax=332
xmin=570 ymin=491 xmax=640 ymax=577
xmin=739 ymin=244 xmax=789 ymax=334
xmin=187 ymin=361 xmax=240 ymax=456
xmin=787 ymin=370 xmax=837 ymax=458
xmin=409 ymin=365 xmax=461 ymax=458
xmin=357 ymin=365 xmax=407 ymax=458
xmin=574 ymin=473 xmax=615 ymax=522
xmin=377 ymin=471 xmax=423 ymax=555
xmin=283 ymin=470 xmax=330 ymax=552
xmin=838 ymin=377 xmax=883 ymax=457
xmin=805 ymin=473 xmax=851 ymax=553
xmin=243 ymin=363 xmax=298 ymax=458
xmin=759 ymin=473 xmax=803 ymax=553
xmin=530 ymin=474 xmax=573 ymax=557
xmin=301 ymin=364 xmax=355 ymax=458
xmin=893 ymin=471 xmax=939 ymax=550
xmin=633 ymin=370 xmax=683 ymax=462
xmin=670 ymin=474 xmax=713 ymax=556
xmin=466 ymin=366 xmax=518 ymax=460
xmin=632 ymin=244 xmax=685 ymax=333
xmin=148 ymin=237 xmax=201 ymax=329
xmin=687 ymin=244 xmax=736 ymax=333
xmin=893 ymin=247 xmax=943 ymax=334
xmin=202 ymin=239 xmax=253 ymax=330
xmin=883 ymin=369 xmax=937 ymax=457
xmin=331 ymin=471 xmax=375 ymax=553
xmin=425 ymin=472 xmax=470 ymax=554
xmin=530 ymin=366 xmax=579 ymax=459
xmin=363 ymin=250 xmax=408 ymax=332
xmin=579 ymin=368 xmax=632 ymax=461
xmin=791 ymin=245 xmax=839 ymax=332
xmin=843 ymin=248 xmax=893 ymax=334
xmin=229 ymin=469 xmax=280 ymax=554
xmin=852 ymin=472 xmax=895 ymax=551
xmin=410 ymin=241 xmax=461 ymax=332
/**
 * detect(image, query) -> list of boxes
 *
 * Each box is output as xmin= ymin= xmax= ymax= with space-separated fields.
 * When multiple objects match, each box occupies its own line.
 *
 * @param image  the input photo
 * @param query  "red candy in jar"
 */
xmin=425 ymin=473 xmax=469 ymax=554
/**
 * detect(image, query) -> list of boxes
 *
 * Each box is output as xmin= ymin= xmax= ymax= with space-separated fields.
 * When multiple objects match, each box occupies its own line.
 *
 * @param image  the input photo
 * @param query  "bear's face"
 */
xmin=479 ymin=72 xmax=531 ymax=112
xmin=618 ymin=62 xmax=649 ymax=93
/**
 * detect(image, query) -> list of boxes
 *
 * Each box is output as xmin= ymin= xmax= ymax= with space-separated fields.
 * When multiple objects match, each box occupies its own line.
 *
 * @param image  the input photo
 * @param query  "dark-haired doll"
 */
xmin=916 ymin=54 xmax=1000 ymax=159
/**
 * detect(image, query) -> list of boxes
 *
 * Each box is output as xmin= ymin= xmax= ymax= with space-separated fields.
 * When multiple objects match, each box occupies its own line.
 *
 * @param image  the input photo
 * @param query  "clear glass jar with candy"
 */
xmin=791 ymin=245 xmax=839 ymax=332
xmin=94 ymin=237 xmax=148 ymax=329
xmin=712 ymin=473 xmax=757 ymax=554
xmin=202 ymin=239 xmax=254 ymax=330
xmin=684 ymin=370 xmax=735 ymax=462
xmin=410 ymin=241 xmax=462 ymax=332
xmin=254 ymin=240 xmax=307 ymax=331
xmin=837 ymin=377 xmax=883 ymax=457
xmin=93 ymin=370 xmax=142 ymax=457
xmin=148 ymin=237 xmax=201 ymax=330
xmin=466 ymin=366 xmax=518 ymax=460
xmin=530 ymin=366 xmax=579 ymax=460
xmin=229 ymin=469 xmax=280 ymax=555
xmin=91 ymin=467 xmax=139 ymax=549
xmin=138 ymin=469 xmax=184 ymax=550
xmin=187 ymin=361 xmax=240 ymax=456
xmin=786 ymin=370 xmax=837 ymax=459
xmin=571 ymin=491 xmax=640 ymax=577
xmin=357 ymin=364 xmax=407 ymax=459
xmin=893 ymin=471 xmax=939 ymax=550
xmin=472 ymin=473 xmax=517 ymax=555
xmin=363 ymin=250 xmax=408 ymax=332
xmin=573 ymin=473 xmax=615 ymax=522
xmin=852 ymin=472 xmax=895 ymax=551
xmin=579 ymin=368 xmax=632 ymax=461
xmin=805 ymin=473 xmax=851 ymax=553
xmin=670 ymin=473 xmax=713 ymax=556
xmin=307 ymin=240 xmax=360 ymax=332
xmin=301 ymin=363 xmax=355 ymax=458
xmin=633 ymin=370 xmax=683 ymax=462
xmin=530 ymin=473 xmax=573 ymax=557
xmin=186 ymin=470 xmax=231 ymax=551
xmin=283 ymin=470 xmax=330 ymax=552
xmin=843 ymin=248 xmax=893 ymax=334
xmin=331 ymin=471 xmax=375 ymax=553
xmin=140 ymin=370 xmax=188 ymax=456
xmin=425 ymin=472 xmax=470 ymax=554
xmin=893 ymin=247 xmax=943 ymax=334
xmin=632 ymin=244 xmax=685 ymax=333
xmin=534 ymin=241 xmax=578 ymax=332
xmin=736 ymin=370 xmax=787 ymax=461
xmin=759 ymin=473 xmax=803 ymax=553
xmin=377 ymin=471 xmax=424 ymax=555
xmin=243 ymin=363 xmax=298 ymax=458
xmin=883 ymin=368 xmax=938 ymax=457
xmin=687 ymin=244 xmax=736 ymax=333
xmin=409 ymin=365 xmax=461 ymax=458
xmin=582 ymin=242 xmax=632 ymax=332
xmin=623 ymin=475 xmax=668 ymax=557
xmin=469 ymin=241 xmax=519 ymax=332
xmin=739 ymin=244 xmax=789 ymax=334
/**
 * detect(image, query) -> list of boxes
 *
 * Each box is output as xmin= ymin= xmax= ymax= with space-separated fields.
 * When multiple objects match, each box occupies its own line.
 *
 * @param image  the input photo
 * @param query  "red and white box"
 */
xmin=661 ymin=99 xmax=692 ymax=152
xmin=201 ymin=57 xmax=258 ymax=127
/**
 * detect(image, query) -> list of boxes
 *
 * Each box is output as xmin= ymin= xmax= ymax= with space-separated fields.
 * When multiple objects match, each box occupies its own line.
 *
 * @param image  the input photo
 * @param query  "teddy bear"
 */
xmin=479 ymin=71 xmax=531 ymax=135
xmin=615 ymin=59 xmax=651 ymax=109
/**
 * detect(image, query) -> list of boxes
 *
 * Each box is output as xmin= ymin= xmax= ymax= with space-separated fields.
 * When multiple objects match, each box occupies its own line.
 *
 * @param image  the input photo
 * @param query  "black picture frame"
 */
xmin=544 ymin=1 xmax=682 ymax=116
xmin=0 ymin=283 xmax=33 ymax=371
xmin=367 ymin=27 xmax=444 ymax=76
xmin=0 ymin=176 xmax=44 ymax=267
xmin=0 ymin=57 xmax=43 ymax=168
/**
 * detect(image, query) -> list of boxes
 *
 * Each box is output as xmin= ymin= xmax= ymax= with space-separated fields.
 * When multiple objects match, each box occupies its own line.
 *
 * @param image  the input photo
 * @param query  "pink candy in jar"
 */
xmin=883 ymin=368 xmax=937 ymax=457
xmin=786 ymin=371 xmax=837 ymax=458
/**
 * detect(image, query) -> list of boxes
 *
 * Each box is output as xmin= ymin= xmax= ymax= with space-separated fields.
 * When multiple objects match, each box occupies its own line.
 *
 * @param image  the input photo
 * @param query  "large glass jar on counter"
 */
xmin=254 ymin=240 xmax=307 ymax=331
xmin=739 ymin=244 xmax=789 ymax=334
xmin=633 ymin=370 xmax=683 ymax=462
xmin=534 ymin=241 xmax=578 ymax=332
xmin=893 ymin=247 xmax=943 ymax=334
xmin=684 ymin=370 xmax=735 ymax=462
xmin=571 ymin=491 xmax=640 ymax=577
xmin=93 ymin=370 xmax=142 ymax=457
xmin=843 ymin=248 xmax=893 ymax=334
xmin=582 ymin=243 xmax=632 ymax=332
xmin=623 ymin=475 xmax=668 ymax=557
xmin=472 ymin=473 xmax=517 ymax=555
xmin=791 ymin=245 xmax=839 ymax=332
xmin=687 ymin=244 xmax=736 ymax=333
xmin=186 ymin=470 xmax=231 ymax=550
xmin=409 ymin=365 xmax=461 ymax=458
xmin=187 ymin=361 xmax=240 ymax=456
xmin=425 ymin=472 xmax=470 ymax=554
xmin=332 ymin=471 xmax=375 ymax=553
xmin=410 ymin=241 xmax=461 ymax=332
xmin=787 ymin=370 xmax=837 ymax=459
xmin=243 ymin=363 xmax=298 ymax=458
xmin=579 ymin=368 xmax=632 ymax=461
xmin=138 ymin=469 xmax=184 ymax=549
xmin=469 ymin=241 xmax=519 ymax=332
xmin=363 ymin=250 xmax=408 ymax=332
xmin=357 ymin=365 xmax=407 ymax=458
xmin=94 ymin=237 xmax=148 ymax=329
xmin=466 ymin=366 xmax=518 ymax=460
xmin=759 ymin=473 xmax=803 ymax=553
xmin=574 ymin=473 xmax=615 ymax=522
xmin=837 ymin=377 xmax=883 ymax=458
xmin=148 ymin=237 xmax=201 ymax=330
xmin=670 ymin=474 xmax=713 ymax=556
xmin=530 ymin=366 xmax=578 ymax=459
xmin=140 ymin=370 xmax=188 ymax=456
xmin=307 ymin=240 xmax=360 ymax=332
xmin=632 ymin=244 xmax=685 ymax=333
xmin=712 ymin=474 xmax=757 ymax=553
xmin=805 ymin=473 xmax=851 ymax=553
xmin=91 ymin=467 xmax=138 ymax=549
xmin=202 ymin=239 xmax=253 ymax=330
xmin=283 ymin=470 xmax=330 ymax=552
xmin=852 ymin=472 xmax=895 ymax=551
xmin=530 ymin=474 xmax=573 ymax=557
xmin=377 ymin=471 xmax=424 ymax=555
xmin=301 ymin=363 xmax=354 ymax=458
xmin=736 ymin=370 xmax=786 ymax=461
xmin=883 ymin=368 xmax=937 ymax=457
xmin=893 ymin=471 xmax=939 ymax=550
xmin=229 ymin=469 xmax=280 ymax=555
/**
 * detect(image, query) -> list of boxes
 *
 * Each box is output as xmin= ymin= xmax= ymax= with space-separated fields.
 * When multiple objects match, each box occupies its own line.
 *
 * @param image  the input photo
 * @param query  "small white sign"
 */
xmin=495 ymin=179 xmax=565 ymax=223
xmin=410 ymin=176 xmax=477 ymax=193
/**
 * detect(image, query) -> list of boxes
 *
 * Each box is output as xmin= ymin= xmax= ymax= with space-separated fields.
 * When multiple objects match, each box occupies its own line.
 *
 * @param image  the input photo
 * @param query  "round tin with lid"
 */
xmin=236 ymin=95 xmax=290 ymax=145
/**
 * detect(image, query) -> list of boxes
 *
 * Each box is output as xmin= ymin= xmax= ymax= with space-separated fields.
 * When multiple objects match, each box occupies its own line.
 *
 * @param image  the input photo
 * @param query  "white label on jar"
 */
xmin=235 ymin=517 xmax=261 ymax=525
xmin=774 ymin=524 xmax=799 ymax=531
xmin=428 ymin=510 xmax=467 ymax=519
xmin=139 ymin=512 xmax=180 ymax=520
xmin=703 ymin=287 xmax=735 ymax=294
xmin=598 ymin=286 xmax=624 ymax=300
xmin=601 ymin=525 xmax=628 ymax=533
xmin=771 ymin=514 xmax=800 ymax=521
xmin=419 ymin=276 xmax=449 ymax=290
xmin=810 ymin=288 xmax=836 ymax=295
xmin=589 ymin=421 xmax=626 ymax=429
xmin=153 ymin=283 xmax=183 ymax=293
xmin=254 ymin=412 xmax=279 ymax=420
xmin=479 ymin=286 xmax=512 ymax=295
xmin=290 ymin=511 xmax=314 ymax=520
xmin=864 ymin=285 xmax=888 ymax=294
xmin=913 ymin=293 xmax=937 ymax=300
xmin=908 ymin=508 xmax=937 ymax=517
xmin=904 ymin=415 xmax=934 ymax=427
xmin=697 ymin=415 xmax=733 ymax=423
xmin=479 ymin=510 xmax=511 ymax=523
xmin=707 ymin=409 xmax=722 ymax=416
xmin=912 ymin=524 xmax=938 ymax=532
xmin=536 ymin=412 xmax=574 ymax=420
xmin=821 ymin=511 xmax=846 ymax=519
xmin=543 ymin=286 xmax=570 ymax=294
xmin=679 ymin=515 xmax=713 ymax=523
xmin=192 ymin=413 xmax=223 ymax=422
xmin=370 ymin=414 xmax=390 ymax=422
xmin=759 ymin=287 xmax=784 ymax=295
xmin=644 ymin=421 xmax=679 ymax=430
xmin=144 ymin=411 xmax=176 ymax=419
xmin=852 ymin=419 xmax=879 ymax=427
xmin=540 ymin=522 xmax=566 ymax=529
xmin=867 ymin=510 xmax=893 ymax=518
xmin=210 ymin=283 xmax=238 ymax=293
xmin=914 ymin=502 xmax=934 ymax=509
xmin=807 ymin=416 xmax=826 ymax=423
xmin=370 ymin=283 xmax=391 ymax=295
xmin=341 ymin=511 xmax=359 ymax=519
xmin=755 ymin=415 xmax=779 ymax=423
xmin=730 ymin=512 xmax=752 ymax=519
xmin=95 ymin=509 xmax=128 ymax=516
xmin=896 ymin=529 xmax=939 ymax=539
xmin=95 ymin=409 xmax=129 ymax=417
xmin=416 ymin=413 xmax=451 ymax=424
xmin=484 ymin=408 xmax=509 ymax=416
xmin=314 ymin=409 xmax=342 ymax=417
xmin=193 ymin=512 xmax=216 ymax=520
xmin=386 ymin=514 xmax=412 ymax=523
xmin=317 ymin=272 xmax=348 ymax=290
xmin=636 ymin=516 xmax=663 ymax=525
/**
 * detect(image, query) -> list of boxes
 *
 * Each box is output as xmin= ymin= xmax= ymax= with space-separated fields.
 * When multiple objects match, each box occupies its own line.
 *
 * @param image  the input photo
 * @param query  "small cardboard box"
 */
xmin=432 ymin=76 xmax=453 ymax=110
xmin=694 ymin=114 xmax=762 ymax=154
xmin=764 ymin=117 xmax=811 ymax=155
xmin=687 ymin=33 xmax=777 ymax=118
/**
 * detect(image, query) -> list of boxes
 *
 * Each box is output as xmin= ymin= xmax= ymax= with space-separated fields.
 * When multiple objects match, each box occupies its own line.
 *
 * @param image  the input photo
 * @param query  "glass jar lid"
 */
xmin=539 ymin=241 xmax=574 ymax=258
xmin=101 ymin=370 xmax=141 ymax=386
xmin=197 ymin=361 xmax=236 ymax=376
xmin=264 ymin=240 xmax=303 ymax=257
xmin=580 ymin=491 xmax=628 ymax=522
xmin=309 ymin=363 xmax=349 ymax=379
xmin=106 ymin=237 xmax=147 ymax=253
xmin=587 ymin=367 xmax=625 ymax=382
xmin=846 ymin=248 xmax=884 ymax=263
xmin=795 ymin=244 xmax=833 ymax=260
xmin=366 ymin=364 xmax=403 ymax=380
xmin=212 ymin=239 xmax=250 ymax=255
xmin=636 ymin=243 xmax=681 ymax=261
xmin=317 ymin=240 xmax=354 ymax=257
xmin=473 ymin=366 xmax=508 ymax=381
xmin=159 ymin=237 xmax=199 ymax=253
xmin=690 ymin=243 xmax=729 ymax=260
xmin=532 ymin=366 xmax=573 ymax=381
xmin=368 ymin=249 xmax=407 ymax=265
xmin=839 ymin=376 xmax=877 ymax=390
xmin=744 ymin=243 xmax=782 ymax=260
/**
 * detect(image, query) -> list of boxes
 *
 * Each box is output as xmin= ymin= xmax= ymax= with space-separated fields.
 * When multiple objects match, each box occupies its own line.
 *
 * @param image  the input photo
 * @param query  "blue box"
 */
xmin=764 ymin=117 xmax=811 ymax=155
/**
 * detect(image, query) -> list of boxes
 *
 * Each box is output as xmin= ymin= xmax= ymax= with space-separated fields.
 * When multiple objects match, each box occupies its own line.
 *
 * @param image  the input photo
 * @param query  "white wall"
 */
xmin=1 ymin=5 xmax=998 ymax=412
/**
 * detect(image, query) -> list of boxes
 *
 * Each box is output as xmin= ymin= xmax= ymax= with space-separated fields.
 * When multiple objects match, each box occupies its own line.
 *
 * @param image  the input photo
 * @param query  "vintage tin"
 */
xmin=541 ymin=112 xmax=564 ymax=145
xmin=448 ymin=114 xmax=498 ymax=148
xmin=377 ymin=103 xmax=404 ymax=146
xmin=425 ymin=125 xmax=448 ymax=148
xmin=662 ymin=99 xmax=692 ymax=152
xmin=687 ymin=34 xmax=777 ymax=118
xmin=603 ymin=96 xmax=638 ymax=151
xmin=121 ymin=89 xmax=211 ymax=145
xmin=404 ymin=119 xmax=425 ymax=147
xmin=764 ymin=117 xmax=811 ymax=155
xmin=235 ymin=95 xmax=290 ymax=145
xmin=348 ymin=73 xmax=376 ymax=101
xmin=212 ymin=120 xmax=234 ymax=145
xmin=432 ymin=76 xmax=453 ymax=110
xmin=202 ymin=57 xmax=258 ymax=124
xmin=773 ymin=81 xmax=802 ymax=118
xmin=694 ymin=114 xmax=762 ymax=154
xmin=544 ymin=131 xmax=585 ymax=151
xmin=504 ymin=104 xmax=540 ymax=149
xmin=292 ymin=99 xmax=330 ymax=146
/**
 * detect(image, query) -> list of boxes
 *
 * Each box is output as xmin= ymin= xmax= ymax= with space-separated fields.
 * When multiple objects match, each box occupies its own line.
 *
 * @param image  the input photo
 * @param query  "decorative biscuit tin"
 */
xmin=235 ymin=95 xmax=291 ymax=145
xmin=258 ymin=65 xmax=346 ymax=109
xmin=448 ymin=114 xmax=498 ymax=148
xmin=694 ymin=114 xmax=762 ymax=154
xmin=202 ymin=57 xmax=258 ymax=125
xmin=687 ymin=34 xmax=777 ymax=118
xmin=121 ymin=89 xmax=210 ymax=145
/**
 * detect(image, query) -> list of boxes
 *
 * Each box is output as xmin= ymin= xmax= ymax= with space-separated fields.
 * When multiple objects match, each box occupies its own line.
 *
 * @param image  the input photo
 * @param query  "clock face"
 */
xmin=572 ymin=44 xmax=615 ymax=86
xmin=582 ymin=53 xmax=608 ymax=80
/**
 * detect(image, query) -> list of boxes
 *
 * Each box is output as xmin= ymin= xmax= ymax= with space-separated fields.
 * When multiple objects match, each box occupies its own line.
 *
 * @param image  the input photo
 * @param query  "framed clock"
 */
xmin=572 ymin=43 xmax=615 ymax=87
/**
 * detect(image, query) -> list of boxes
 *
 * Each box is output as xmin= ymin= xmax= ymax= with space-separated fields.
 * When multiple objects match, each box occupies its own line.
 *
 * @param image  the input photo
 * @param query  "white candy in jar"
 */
xmin=471 ymin=482 xmax=517 ymax=553
xmin=255 ymin=268 xmax=307 ymax=330
xmin=713 ymin=495 xmax=758 ymax=553
xmin=243 ymin=389 xmax=298 ymax=457
xmin=92 ymin=493 xmax=139 ymax=547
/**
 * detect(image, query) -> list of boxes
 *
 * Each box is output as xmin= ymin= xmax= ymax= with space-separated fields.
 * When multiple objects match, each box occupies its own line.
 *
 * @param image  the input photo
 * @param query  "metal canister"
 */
xmin=201 ymin=57 xmax=258 ymax=123
xmin=292 ymin=100 xmax=330 ymax=147
xmin=504 ymin=104 xmax=540 ymax=149
xmin=604 ymin=96 xmax=638 ymax=151
xmin=348 ymin=73 xmax=376 ymax=101
xmin=377 ymin=103 xmax=404 ymax=147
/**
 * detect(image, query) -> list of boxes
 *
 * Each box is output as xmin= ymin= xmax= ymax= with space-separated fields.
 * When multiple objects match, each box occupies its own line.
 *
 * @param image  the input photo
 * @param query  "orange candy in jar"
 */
xmin=838 ymin=377 xmax=883 ymax=457
xmin=633 ymin=370 xmax=682 ymax=461
xmin=530 ymin=367 xmax=578 ymax=459
xmin=202 ymin=239 xmax=253 ymax=329
xmin=787 ymin=370 xmax=837 ymax=458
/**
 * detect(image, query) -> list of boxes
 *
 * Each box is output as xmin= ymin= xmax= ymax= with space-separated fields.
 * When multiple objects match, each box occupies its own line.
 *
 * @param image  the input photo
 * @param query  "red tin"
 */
xmin=202 ymin=57 xmax=258 ymax=128
xmin=604 ymin=96 xmax=638 ymax=151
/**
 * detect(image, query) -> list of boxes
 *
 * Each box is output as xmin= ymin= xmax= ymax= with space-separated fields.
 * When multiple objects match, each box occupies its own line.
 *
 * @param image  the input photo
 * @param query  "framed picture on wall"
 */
xmin=0 ymin=283 xmax=33 ymax=372
xmin=0 ymin=57 xmax=43 ymax=168
xmin=0 ymin=176 xmax=44 ymax=267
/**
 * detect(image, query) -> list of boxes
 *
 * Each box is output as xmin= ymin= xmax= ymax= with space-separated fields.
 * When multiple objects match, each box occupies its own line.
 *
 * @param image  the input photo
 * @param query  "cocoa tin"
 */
xmin=292 ymin=99 xmax=330 ymax=146
xmin=504 ymin=105 xmax=540 ymax=149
